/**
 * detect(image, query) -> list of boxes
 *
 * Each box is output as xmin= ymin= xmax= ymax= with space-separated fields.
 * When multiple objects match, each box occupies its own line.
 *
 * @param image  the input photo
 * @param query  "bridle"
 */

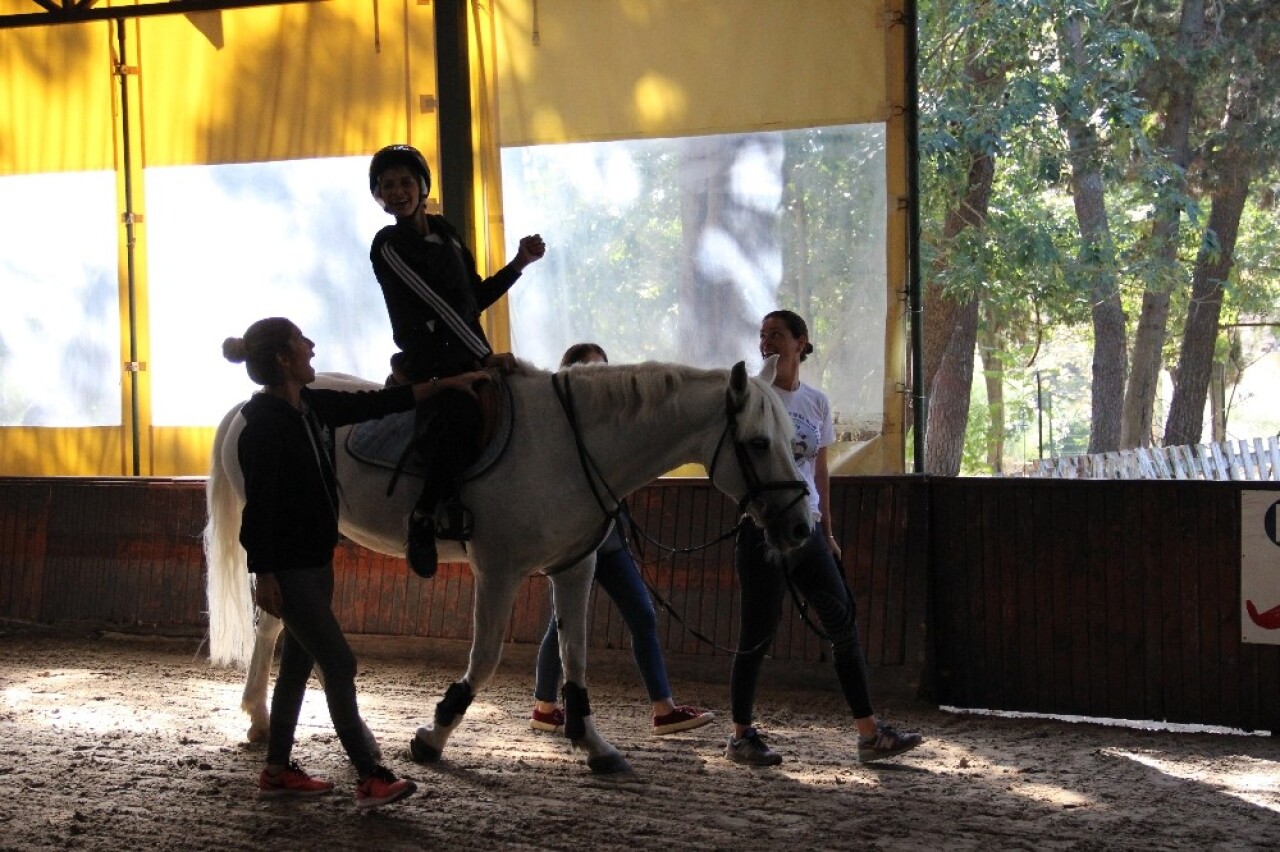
xmin=705 ymin=386 xmax=809 ymax=525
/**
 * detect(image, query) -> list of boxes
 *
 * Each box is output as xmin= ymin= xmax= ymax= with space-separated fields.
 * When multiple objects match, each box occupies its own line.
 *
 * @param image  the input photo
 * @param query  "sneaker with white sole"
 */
xmin=857 ymin=723 xmax=923 ymax=764
xmin=257 ymin=762 xmax=335 ymax=799
xmin=725 ymin=727 xmax=782 ymax=766
xmin=653 ymin=705 xmax=715 ymax=736
xmin=530 ymin=705 xmax=565 ymax=733
xmin=355 ymin=766 xmax=417 ymax=810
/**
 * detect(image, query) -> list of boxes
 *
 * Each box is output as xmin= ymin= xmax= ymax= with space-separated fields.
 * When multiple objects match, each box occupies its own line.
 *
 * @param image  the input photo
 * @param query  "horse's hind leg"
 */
xmin=410 ymin=567 xmax=523 ymax=764
xmin=553 ymin=557 xmax=630 ymax=774
xmin=242 ymin=613 xmax=283 ymax=742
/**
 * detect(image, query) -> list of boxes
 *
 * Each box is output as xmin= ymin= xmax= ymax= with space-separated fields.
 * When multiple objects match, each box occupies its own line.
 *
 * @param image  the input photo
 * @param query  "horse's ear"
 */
xmin=729 ymin=361 xmax=749 ymax=412
xmin=757 ymin=354 xmax=779 ymax=386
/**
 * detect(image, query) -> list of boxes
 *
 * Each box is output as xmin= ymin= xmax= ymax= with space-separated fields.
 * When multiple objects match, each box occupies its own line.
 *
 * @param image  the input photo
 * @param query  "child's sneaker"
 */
xmin=257 ymin=762 xmax=335 ymax=799
xmin=530 ymin=705 xmax=565 ymax=733
xmin=857 ymin=723 xmax=924 ymax=764
xmin=653 ymin=705 xmax=715 ymax=735
xmin=356 ymin=766 xmax=417 ymax=810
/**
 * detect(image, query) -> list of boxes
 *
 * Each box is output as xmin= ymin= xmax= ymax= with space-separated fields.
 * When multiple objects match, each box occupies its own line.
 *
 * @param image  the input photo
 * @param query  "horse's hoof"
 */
xmin=410 ymin=734 xmax=441 ymax=764
xmin=586 ymin=752 xmax=631 ymax=774
xmin=247 ymin=725 xmax=270 ymax=744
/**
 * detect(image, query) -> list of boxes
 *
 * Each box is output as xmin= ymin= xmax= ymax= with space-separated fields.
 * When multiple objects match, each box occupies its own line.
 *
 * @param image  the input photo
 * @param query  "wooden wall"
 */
xmin=0 ymin=477 xmax=926 ymax=676
xmin=930 ymin=478 xmax=1280 ymax=734
xmin=3 ymin=475 xmax=1275 ymax=732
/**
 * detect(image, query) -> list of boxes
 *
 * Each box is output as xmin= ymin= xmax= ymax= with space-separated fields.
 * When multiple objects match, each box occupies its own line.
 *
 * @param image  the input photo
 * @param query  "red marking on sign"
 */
xmin=1245 ymin=600 xmax=1280 ymax=630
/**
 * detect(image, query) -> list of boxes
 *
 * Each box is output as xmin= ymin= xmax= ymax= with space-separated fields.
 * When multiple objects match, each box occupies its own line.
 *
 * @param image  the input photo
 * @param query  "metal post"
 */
xmin=116 ymin=20 xmax=141 ymax=476
xmin=905 ymin=0 xmax=925 ymax=473
xmin=435 ymin=0 xmax=475 ymax=247
xmin=1036 ymin=370 xmax=1044 ymax=460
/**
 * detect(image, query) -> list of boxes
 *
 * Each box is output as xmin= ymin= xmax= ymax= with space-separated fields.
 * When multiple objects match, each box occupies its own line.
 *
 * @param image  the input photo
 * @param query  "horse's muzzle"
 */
xmin=746 ymin=497 xmax=812 ymax=554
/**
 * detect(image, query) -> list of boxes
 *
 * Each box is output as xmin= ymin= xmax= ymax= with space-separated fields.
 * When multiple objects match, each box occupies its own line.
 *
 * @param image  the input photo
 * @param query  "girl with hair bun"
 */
xmin=724 ymin=310 xmax=925 ymax=768
xmin=225 ymin=317 xmax=486 ymax=809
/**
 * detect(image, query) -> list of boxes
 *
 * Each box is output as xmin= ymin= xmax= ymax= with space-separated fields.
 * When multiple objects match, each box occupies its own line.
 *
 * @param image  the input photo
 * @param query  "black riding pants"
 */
xmin=414 ymin=387 xmax=482 ymax=514
xmin=730 ymin=523 xmax=875 ymax=726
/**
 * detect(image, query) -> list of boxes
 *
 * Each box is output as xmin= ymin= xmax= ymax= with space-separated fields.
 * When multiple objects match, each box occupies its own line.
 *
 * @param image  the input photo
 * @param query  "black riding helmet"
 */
xmin=368 ymin=144 xmax=432 ymax=199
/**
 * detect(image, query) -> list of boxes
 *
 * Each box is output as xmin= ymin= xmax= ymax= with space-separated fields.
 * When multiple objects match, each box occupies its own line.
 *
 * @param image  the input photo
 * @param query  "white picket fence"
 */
xmin=1026 ymin=435 xmax=1280 ymax=481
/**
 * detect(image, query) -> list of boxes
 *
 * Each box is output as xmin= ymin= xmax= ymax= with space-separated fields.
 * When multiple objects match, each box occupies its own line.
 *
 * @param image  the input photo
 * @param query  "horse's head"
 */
xmin=708 ymin=359 xmax=813 ymax=553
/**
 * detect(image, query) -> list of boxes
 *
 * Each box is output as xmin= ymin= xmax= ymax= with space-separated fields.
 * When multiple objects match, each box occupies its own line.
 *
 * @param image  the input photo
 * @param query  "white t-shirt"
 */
xmin=771 ymin=381 xmax=834 ymax=520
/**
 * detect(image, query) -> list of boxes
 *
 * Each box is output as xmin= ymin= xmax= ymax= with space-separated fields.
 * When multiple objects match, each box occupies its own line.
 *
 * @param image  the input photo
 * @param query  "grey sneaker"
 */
xmin=857 ymin=723 xmax=923 ymax=764
xmin=725 ymin=727 xmax=782 ymax=766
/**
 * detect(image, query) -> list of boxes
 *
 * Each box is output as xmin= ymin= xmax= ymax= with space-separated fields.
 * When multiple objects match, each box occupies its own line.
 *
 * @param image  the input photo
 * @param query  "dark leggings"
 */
xmin=414 ymin=387 xmax=482 ymax=512
xmin=265 ymin=562 xmax=377 ymax=776
xmin=730 ymin=523 xmax=874 ymax=725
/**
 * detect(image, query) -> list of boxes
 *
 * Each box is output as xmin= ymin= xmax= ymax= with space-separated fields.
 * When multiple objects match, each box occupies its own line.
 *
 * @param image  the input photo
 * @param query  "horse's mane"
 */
xmin=315 ymin=360 xmax=730 ymax=423
xmin=543 ymin=360 xmax=727 ymax=423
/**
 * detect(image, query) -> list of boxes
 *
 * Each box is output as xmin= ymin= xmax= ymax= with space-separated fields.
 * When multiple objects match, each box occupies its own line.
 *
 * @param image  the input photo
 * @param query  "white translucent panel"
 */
xmin=502 ymin=124 xmax=888 ymax=437
xmin=145 ymin=157 xmax=396 ymax=425
xmin=0 ymin=171 xmax=121 ymax=427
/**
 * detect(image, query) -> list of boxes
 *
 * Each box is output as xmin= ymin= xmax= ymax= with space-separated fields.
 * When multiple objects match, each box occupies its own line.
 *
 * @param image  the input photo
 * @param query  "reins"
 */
xmin=551 ymin=367 xmax=825 ymax=653
xmin=550 ymin=371 xmax=624 ymax=524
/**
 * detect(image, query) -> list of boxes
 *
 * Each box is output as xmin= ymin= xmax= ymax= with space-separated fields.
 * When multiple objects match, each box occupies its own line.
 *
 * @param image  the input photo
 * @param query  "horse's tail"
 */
xmin=203 ymin=407 xmax=256 ymax=669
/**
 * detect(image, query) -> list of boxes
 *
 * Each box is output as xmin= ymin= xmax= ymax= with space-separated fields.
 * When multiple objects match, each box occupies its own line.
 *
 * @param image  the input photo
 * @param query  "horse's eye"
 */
xmin=748 ymin=437 xmax=770 ymax=452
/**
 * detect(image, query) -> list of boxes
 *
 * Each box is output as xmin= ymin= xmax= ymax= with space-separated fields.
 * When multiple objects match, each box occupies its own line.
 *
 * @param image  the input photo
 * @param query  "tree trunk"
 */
xmin=925 ymin=297 xmax=980 ymax=475
xmin=1163 ymin=73 xmax=1257 ymax=446
xmin=978 ymin=314 xmax=1005 ymax=473
xmin=676 ymin=136 xmax=777 ymax=366
xmin=922 ymin=154 xmax=996 ymax=402
xmin=1055 ymin=14 xmax=1126 ymax=454
xmin=1120 ymin=0 xmax=1203 ymax=448
xmin=919 ymin=150 xmax=994 ymax=476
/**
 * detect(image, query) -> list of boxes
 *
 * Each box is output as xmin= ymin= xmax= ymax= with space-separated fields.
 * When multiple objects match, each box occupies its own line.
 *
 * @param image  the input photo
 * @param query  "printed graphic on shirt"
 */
xmin=790 ymin=412 xmax=822 ymax=467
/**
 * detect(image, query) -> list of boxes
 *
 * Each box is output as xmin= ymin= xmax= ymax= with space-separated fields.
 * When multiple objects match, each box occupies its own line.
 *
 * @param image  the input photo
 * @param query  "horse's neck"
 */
xmin=581 ymin=380 xmax=722 ymax=495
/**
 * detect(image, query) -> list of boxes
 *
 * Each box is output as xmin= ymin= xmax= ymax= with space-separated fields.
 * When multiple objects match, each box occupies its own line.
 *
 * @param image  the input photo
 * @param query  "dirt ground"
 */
xmin=1 ymin=625 xmax=1277 ymax=852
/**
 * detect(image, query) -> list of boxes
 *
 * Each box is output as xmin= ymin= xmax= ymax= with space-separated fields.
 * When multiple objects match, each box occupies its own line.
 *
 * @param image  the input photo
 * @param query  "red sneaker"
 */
xmin=257 ymin=762 xmax=335 ymax=799
xmin=356 ymin=766 xmax=417 ymax=810
xmin=653 ymin=705 xmax=715 ymax=736
xmin=530 ymin=705 xmax=565 ymax=733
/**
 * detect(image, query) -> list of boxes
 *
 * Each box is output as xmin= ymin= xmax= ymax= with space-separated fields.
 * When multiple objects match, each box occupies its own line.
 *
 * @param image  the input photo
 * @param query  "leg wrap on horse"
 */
xmin=562 ymin=681 xmax=591 ymax=741
xmin=434 ymin=680 xmax=474 ymax=728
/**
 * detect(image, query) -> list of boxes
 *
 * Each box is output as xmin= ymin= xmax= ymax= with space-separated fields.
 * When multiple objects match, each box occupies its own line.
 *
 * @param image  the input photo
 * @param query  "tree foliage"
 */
xmin=918 ymin=0 xmax=1280 ymax=473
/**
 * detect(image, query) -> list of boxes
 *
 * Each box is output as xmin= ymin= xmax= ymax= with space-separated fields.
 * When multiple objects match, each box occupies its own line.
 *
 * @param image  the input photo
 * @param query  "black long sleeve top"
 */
xmin=370 ymin=214 xmax=521 ymax=380
xmin=237 ymin=384 xmax=415 ymax=574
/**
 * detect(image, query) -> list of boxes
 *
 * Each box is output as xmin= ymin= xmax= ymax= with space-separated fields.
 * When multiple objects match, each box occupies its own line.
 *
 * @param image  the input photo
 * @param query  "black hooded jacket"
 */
xmin=370 ymin=214 xmax=521 ymax=380
xmin=237 ymin=384 xmax=415 ymax=573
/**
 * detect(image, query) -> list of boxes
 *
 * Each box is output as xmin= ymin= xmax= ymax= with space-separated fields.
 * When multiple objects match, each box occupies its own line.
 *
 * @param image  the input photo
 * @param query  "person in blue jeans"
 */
xmin=529 ymin=343 xmax=714 ymax=736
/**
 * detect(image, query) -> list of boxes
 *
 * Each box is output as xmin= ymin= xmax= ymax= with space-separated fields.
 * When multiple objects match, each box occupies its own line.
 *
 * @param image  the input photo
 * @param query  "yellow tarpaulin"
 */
xmin=0 ymin=0 xmax=904 ymax=475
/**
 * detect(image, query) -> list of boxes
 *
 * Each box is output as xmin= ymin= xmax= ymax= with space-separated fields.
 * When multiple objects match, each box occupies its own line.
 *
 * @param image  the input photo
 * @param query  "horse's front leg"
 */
xmin=553 ymin=556 xmax=630 ymax=774
xmin=242 ymin=612 xmax=283 ymax=742
xmin=410 ymin=566 xmax=523 ymax=764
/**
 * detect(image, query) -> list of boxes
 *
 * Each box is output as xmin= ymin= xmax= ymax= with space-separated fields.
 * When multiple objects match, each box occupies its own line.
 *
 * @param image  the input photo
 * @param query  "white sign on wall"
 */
xmin=1241 ymin=490 xmax=1280 ymax=645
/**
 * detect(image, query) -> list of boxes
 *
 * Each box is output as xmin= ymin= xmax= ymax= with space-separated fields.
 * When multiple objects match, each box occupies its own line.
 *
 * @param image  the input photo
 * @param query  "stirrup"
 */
xmin=434 ymin=499 xmax=474 ymax=542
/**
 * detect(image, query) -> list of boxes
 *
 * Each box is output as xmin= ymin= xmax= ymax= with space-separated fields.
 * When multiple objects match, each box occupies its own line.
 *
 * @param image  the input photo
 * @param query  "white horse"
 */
xmin=204 ymin=357 xmax=811 ymax=773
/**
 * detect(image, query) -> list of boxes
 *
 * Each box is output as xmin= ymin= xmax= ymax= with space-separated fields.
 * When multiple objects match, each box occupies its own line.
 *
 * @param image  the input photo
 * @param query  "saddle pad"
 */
xmin=344 ymin=380 xmax=514 ymax=482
